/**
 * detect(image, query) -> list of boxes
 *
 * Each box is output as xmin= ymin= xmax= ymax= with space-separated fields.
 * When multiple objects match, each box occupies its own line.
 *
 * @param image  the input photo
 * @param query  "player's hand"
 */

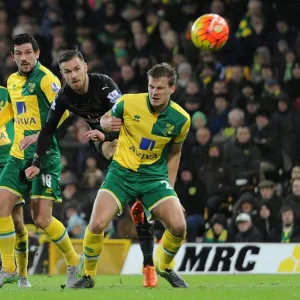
xmin=19 ymin=133 xmax=39 ymax=151
xmin=25 ymin=166 xmax=40 ymax=179
xmin=100 ymin=116 xmax=123 ymax=132
xmin=83 ymin=130 xmax=105 ymax=142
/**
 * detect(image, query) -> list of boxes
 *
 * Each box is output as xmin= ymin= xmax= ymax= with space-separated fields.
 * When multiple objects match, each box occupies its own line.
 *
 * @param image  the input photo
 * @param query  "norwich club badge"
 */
xmin=28 ymin=83 xmax=35 ymax=93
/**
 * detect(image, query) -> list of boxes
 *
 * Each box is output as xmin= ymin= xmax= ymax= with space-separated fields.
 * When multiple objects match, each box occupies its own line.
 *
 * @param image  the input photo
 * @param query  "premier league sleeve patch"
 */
xmin=51 ymin=82 xmax=60 ymax=93
xmin=107 ymin=89 xmax=121 ymax=103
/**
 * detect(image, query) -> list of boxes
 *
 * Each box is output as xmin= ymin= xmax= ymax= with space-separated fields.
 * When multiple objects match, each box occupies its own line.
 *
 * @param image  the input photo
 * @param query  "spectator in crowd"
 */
xmin=208 ymin=94 xmax=230 ymax=135
xmin=225 ymin=126 xmax=260 ymax=192
xmin=203 ymin=214 xmax=228 ymax=243
xmin=232 ymin=81 xmax=255 ymax=111
xmin=217 ymin=108 xmax=245 ymax=141
xmin=244 ymin=96 xmax=260 ymax=126
xmin=257 ymin=203 xmax=278 ymax=241
xmin=271 ymin=95 xmax=298 ymax=168
xmin=250 ymin=46 xmax=271 ymax=84
xmin=268 ymin=207 xmax=300 ymax=243
xmin=175 ymin=169 xmax=206 ymax=242
xmin=258 ymin=180 xmax=282 ymax=218
xmin=232 ymin=192 xmax=260 ymax=228
xmin=260 ymin=79 xmax=287 ymax=113
xmin=198 ymin=144 xmax=233 ymax=218
xmin=187 ymin=127 xmax=211 ymax=172
xmin=251 ymin=110 xmax=281 ymax=180
xmin=283 ymin=178 xmax=300 ymax=217
xmin=234 ymin=213 xmax=264 ymax=243
xmin=118 ymin=64 xmax=140 ymax=93
xmin=65 ymin=202 xmax=87 ymax=239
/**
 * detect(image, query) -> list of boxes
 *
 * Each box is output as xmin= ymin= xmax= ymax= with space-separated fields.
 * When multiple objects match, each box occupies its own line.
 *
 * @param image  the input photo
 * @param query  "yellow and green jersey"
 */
xmin=0 ymin=86 xmax=13 ymax=166
xmin=0 ymin=61 xmax=68 ymax=160
xmin=109 ymin=93 xmax=190 ymax=175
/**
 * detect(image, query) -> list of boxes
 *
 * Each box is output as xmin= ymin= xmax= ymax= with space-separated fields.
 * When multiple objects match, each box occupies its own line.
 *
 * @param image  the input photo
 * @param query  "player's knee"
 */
xmin=32 ymin=213 xmax=52 ymax=230
xmin=88 ymin=219 xmax=106 ymax=234
xmin=169 ymin=222 xmax=187 ymax=238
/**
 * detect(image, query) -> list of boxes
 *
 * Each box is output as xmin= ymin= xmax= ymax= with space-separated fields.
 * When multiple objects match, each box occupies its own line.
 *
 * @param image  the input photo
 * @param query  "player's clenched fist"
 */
xmin=100 ymin=116 xmax=122 ymax=132
xmin=25 ymin=166 xmax=40 ymax=179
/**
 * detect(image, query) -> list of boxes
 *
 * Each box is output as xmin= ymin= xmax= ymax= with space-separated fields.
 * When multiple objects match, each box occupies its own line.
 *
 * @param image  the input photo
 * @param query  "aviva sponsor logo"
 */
xmin=278 ymin=246 xmax=300 ymax=273
xmin=129 ymin=145 xmax=158 ymax=160
xmin=15 ymin=117 xmax=37 ymax=125
xmin=129 ymin=137 xmax=158 ymax=160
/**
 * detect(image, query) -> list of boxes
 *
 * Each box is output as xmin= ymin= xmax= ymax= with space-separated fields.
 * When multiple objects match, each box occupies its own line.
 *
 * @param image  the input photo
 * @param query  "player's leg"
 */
xmin=72 ymin=190 xmax=119 ymax=289
xmin=73 ymin=167 xmax=132 ymax=289
xmin=0 ymin=190 xmax=19 ymax=287
xmin=0 ymin=158 xmax=28 ymax=287
xmin=130 ymin=201 xmax=157 ymax=288
xmin=12 ymin=203 xmax=31 ymax=288
xmin=31 ymin=198 xmax=83 ymax=287
xmin=142 ymin=179 xmax=188 ymax=288
xmin=31 ymin=157 xmax=82 ymax=288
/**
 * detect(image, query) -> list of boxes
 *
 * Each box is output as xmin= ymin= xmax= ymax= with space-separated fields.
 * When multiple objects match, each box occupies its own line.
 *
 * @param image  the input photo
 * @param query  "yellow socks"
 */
xmin=158 ymin=229 xmax=185 ymax=271
xmin=0 ymin=216 xmax=16 ymax=273
xmin=44 ymin=217 xmax=79 ymax=266
xmin=15 ymin=227 xmax=29 ymax=278
xmin=83 ymin=227 xmax=104 ymax=278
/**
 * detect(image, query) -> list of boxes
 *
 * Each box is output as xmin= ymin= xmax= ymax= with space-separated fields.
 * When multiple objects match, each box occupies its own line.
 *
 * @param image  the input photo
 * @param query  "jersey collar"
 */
xmin=146 ymin=94 xmax=171 ymax=116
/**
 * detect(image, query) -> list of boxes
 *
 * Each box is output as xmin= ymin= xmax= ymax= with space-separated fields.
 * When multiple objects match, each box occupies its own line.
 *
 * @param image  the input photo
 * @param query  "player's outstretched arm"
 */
xmin=167 ymin=142 xmax=183 ymax=188
xmin=29 ymin=103 xmax=66 ymax=169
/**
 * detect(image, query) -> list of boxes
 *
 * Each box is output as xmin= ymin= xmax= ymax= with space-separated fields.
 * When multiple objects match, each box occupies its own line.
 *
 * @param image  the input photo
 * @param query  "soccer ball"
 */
xmin=191 ymin=14 xmax=229 ymax=51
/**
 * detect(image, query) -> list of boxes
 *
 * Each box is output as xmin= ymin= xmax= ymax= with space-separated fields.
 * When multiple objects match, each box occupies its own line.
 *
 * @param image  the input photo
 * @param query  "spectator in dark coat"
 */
xmin=257 ymin=203 xmax=278 ymax=241
xmin=260 ymin=79 xmax=288 ymax=113
xmin=187 ymin=127 xmax=211 ymax=172
xmin=234 ymin=213 xmax=264 ymax=243
xmin=251 ymin=110 xmax=282 ymax=180
xmin=198 ymin=144 xmax=234 ymax=218
xmin=268 ymin=207 xmax=300 ymax=243
xmin=225 ymin=126 xmax=260 ymax=190
xmin=283 ymin=178 xmax=300 ymax=217
xmin=271 ymin=95 xmax=298 ymax=168
xmin=258 ymin=180 xmax=282 ymax=218
xmin=244 ymin=96 xmax=260 ymax=126
xmin=176 ymin=169 xmax=206 ymax=242
xmin=208 ymin=94 xmax=230 ymax=135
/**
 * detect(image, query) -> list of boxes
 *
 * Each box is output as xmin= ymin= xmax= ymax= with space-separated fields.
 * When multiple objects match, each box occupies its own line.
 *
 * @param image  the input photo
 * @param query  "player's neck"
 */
xmin=151 ymin=101 xmax=169 ymax=113
xmin=75 ymin=74 xmax=89 ymax=95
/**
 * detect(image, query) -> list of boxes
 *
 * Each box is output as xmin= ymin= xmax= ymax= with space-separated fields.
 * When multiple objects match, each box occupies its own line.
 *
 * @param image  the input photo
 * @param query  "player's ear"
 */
xmin=84 ymin=62 xmax=88 ymax=72
xmin=170 ymin=84 xmax=176 ymax=94
xmin=60 ymin=69 xmax=64 ymax=79
xmin=35 ymin=49 xmax=40 ymax=60
xmin=10 ymin=52 xmax=15 ymax=62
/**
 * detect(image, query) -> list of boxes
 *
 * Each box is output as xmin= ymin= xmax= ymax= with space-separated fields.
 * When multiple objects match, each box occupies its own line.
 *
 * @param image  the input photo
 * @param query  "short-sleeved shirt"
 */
xmin=5 ymin=61 xmax=67 ymax=160
xmin=109 ymin=93 xmax=190 ymax=175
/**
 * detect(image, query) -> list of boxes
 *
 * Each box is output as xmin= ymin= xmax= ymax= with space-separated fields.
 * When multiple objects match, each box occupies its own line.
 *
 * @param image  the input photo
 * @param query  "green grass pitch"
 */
xmin=1 ymin=275 xmax=300 ymax=300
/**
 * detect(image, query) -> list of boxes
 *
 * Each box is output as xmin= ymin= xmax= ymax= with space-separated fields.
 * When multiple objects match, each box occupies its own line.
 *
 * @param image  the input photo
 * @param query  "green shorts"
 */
xmin=100 ymin=161 xmax=178 ymax=216
xmin=0 ymin=155 xmax=62 ymax=202
xmin=0 ymin=164 xmax=25 ymax=206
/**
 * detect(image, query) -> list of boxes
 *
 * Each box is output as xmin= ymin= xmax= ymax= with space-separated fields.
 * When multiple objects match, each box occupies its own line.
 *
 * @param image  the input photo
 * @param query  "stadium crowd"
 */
xmin=1 ymin=0 xmax=300 ymax=244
